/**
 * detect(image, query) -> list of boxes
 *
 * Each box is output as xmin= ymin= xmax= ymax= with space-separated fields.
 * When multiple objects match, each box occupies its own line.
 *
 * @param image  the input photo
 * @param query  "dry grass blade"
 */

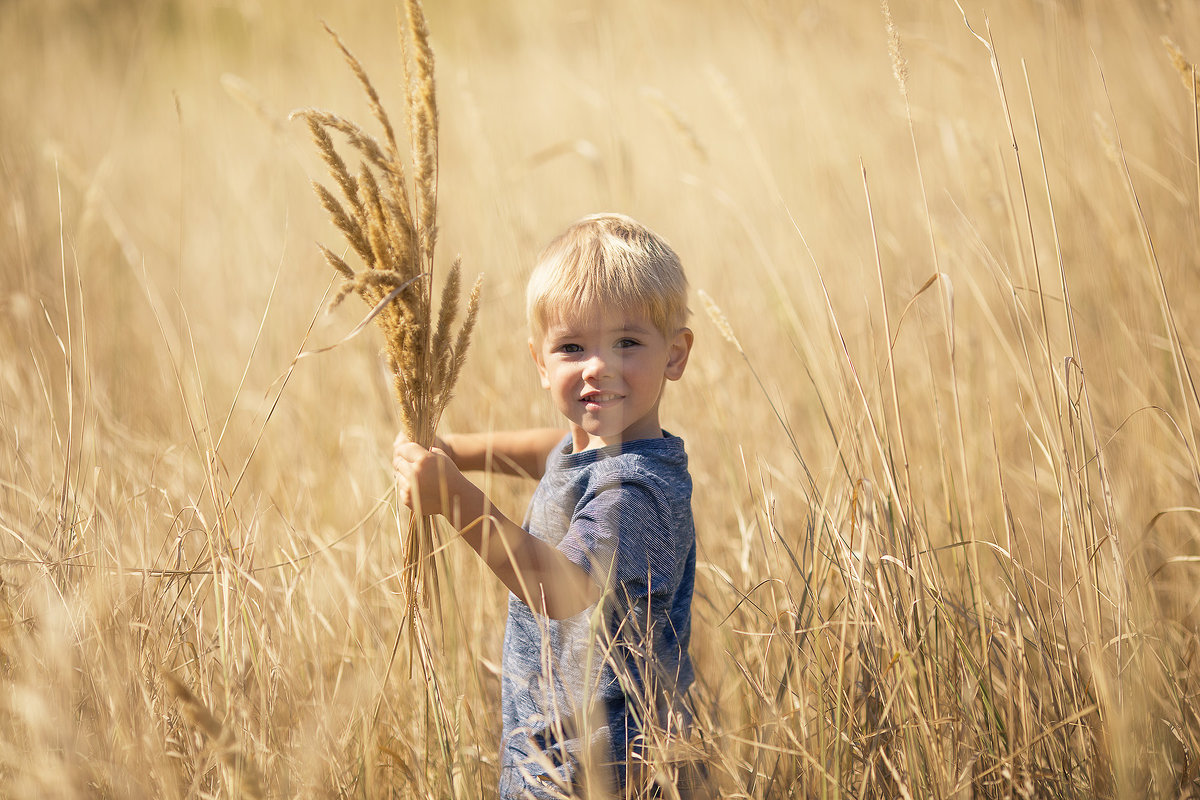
xmin=293 ymin=7 xmax=482 ymax=619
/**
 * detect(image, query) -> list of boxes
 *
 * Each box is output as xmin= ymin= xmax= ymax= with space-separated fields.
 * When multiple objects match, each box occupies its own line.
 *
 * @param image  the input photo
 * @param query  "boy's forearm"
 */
xmin=443 ymin=428 xmax=566 ymax=478
xmin=447 ymin=476 xmax=599 ymax=619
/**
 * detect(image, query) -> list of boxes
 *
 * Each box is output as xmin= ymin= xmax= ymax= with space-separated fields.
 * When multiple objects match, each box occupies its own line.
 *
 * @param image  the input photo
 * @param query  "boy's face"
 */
xmin=530 ymin=307 xmax=692 ymax=452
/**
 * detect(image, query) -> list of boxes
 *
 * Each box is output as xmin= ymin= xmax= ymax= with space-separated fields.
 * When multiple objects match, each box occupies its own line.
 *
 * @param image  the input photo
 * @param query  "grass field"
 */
xmin=2 ymin=0 xmax=1200 ymax=797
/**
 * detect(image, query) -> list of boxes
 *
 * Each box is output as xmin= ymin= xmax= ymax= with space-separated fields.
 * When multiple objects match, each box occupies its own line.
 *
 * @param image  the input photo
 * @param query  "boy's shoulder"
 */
xmin=580 ymin=440 xmax=693 ymax=528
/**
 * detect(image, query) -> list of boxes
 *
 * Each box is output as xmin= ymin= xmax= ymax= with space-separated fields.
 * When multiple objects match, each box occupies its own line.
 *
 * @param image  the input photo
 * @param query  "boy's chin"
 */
xmin=574 ymin=415 xmax=619 ymax=437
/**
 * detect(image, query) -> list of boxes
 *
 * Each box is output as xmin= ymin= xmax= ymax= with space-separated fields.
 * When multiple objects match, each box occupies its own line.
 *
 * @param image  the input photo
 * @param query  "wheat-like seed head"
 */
xmin=1162 ymin=36 xmax=1200 ymax=107
xmin=294 ymin=7 xmax=482 ymax=618
xmin=312 ymin=181 xmax=370 ymax=265
xmin=882 ymin=0 xmax=909 ymax=100
xmin=438 ymin=272 xmax=482 ymax=420
xmin=641 ymin=86 xmax=709 ymax=165
xmin=305 ymin=115 xmax=361 ymax=216
xmin=699 ymin=289 xmax=743 ymax=355
xmin=322 ymin=21 xmax=401 ymax=161
xmin=316 ymin=243 xmax=355 ymax=282
xmin=430 ymin=257 xmax=461 ymax=382
xmin=404 ymin=0 xmax=439 ymax=265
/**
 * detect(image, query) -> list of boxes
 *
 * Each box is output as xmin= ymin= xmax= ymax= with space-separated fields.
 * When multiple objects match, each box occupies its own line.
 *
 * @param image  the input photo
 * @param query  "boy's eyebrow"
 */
xmin=544 ymin=316 xmax=656 ymax=337
xmin=543 ymin=325 xmax=579 ymax=339
xmin=614 ymin=322 xmax=655 ymax=335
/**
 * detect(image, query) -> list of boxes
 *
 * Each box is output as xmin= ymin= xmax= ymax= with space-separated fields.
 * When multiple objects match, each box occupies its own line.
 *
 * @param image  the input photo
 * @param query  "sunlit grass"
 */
xmin=1 ymin=1 xmax=1198 ymax=797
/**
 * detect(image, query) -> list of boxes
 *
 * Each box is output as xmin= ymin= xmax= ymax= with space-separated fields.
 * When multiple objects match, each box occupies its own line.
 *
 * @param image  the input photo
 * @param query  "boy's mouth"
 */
xmin=581 ymin=391 xmax=621 ymax=407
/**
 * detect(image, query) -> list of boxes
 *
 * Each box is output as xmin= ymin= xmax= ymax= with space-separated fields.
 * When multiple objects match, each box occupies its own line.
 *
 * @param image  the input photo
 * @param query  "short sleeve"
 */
xmin=558 ymin=478 xmax=677 ymax=601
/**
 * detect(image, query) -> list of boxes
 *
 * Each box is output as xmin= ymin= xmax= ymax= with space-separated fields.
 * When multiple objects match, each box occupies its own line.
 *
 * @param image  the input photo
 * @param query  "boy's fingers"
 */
xmin=393 ymin=441 xmax=429 ymax=463
xmin=393 ymin=447 xmax=415 ymax=471
xmin=394 ymin=472 xmax=424 ymax=514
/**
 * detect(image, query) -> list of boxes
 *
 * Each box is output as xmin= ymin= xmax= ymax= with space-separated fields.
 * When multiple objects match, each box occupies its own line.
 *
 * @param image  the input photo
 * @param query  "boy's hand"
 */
xmin=393 ymin=441 xmax=467 ymax=518
xmin=392 ymin=431 xmax=600 ymax=619
xmin=393 ymin=431 xmax=453 ymax=465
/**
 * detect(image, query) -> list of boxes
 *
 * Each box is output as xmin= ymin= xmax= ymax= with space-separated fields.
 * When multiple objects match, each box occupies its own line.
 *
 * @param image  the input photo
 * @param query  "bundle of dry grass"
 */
xmin=291 ymin=1 xmax=480 ymax=618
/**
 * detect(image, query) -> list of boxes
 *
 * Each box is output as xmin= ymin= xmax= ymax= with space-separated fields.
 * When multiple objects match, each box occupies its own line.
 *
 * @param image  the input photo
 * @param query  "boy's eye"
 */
xmin=557 ymin=343 xmax=583 ymax=354
xmin=616 ymin=338 xmax=640 ymax=349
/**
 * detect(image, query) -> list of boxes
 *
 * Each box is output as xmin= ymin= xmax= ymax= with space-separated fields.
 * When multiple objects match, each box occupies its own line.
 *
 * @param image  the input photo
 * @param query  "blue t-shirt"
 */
xmin=499 ymin=433 xmax=696 ymax=799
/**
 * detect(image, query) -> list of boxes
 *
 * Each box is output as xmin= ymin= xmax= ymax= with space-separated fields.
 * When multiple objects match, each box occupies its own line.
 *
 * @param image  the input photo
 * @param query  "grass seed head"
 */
xmin=882 ymin=0 xmax=909 ymax=100
xmin=295 ymin=10 xmax=482 ymax=616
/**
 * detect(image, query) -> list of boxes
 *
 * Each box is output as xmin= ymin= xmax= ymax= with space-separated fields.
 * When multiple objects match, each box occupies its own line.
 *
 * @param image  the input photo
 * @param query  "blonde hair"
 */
xmin=526 ymin=213 xmax=689 ymax=341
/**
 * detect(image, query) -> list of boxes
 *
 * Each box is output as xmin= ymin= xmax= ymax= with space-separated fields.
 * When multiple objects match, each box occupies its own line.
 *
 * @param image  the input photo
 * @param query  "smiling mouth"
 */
xmin=581 ymin=392 xmax=622 ymax=405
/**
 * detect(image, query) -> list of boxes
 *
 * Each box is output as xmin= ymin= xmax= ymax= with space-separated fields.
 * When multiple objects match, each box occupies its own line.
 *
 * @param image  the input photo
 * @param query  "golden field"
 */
xmin=1 ymin=0 xmax=1199 ymax=796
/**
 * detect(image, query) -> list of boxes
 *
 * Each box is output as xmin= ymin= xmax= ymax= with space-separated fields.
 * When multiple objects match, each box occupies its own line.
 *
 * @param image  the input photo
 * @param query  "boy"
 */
xmin=393 ymin=213 xmax=697 ymax=798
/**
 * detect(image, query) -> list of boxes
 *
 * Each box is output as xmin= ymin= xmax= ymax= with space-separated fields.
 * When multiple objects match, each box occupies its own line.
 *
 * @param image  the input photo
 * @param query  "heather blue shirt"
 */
xmin=499 ymin=433 xmax=696 ymax=799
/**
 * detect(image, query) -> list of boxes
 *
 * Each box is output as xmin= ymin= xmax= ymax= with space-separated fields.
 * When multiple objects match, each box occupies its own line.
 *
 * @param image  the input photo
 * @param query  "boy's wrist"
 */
xmin=448 ymin=475 xmax=488 ymax=533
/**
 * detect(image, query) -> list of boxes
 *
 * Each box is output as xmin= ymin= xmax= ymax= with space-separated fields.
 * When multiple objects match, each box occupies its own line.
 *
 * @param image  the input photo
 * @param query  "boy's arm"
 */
xmin=394 ymin=442 xmax=600 ymax=619
xmin=399 ymin=428 xmax=567 ymax=479
xmin=443 ymin=428 xmax=567 ymax=478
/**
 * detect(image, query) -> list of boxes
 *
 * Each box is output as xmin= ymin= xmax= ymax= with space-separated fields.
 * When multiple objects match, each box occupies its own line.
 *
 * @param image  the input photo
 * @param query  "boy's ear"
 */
xmin=529 ymin=338 xmax=551 ymax=389
xmin=664 ymin=327 xmax=693 ymax=381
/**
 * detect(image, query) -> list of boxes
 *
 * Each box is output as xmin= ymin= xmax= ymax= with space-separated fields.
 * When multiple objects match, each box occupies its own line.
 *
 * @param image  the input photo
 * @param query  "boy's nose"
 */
xmin=581 ymin=353 xmax=612 ymax=381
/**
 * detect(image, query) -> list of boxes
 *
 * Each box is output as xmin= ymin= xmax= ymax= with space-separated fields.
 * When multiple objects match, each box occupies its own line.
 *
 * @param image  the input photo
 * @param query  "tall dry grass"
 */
xmin=1 ymin=0 xmax=1198 ymax=797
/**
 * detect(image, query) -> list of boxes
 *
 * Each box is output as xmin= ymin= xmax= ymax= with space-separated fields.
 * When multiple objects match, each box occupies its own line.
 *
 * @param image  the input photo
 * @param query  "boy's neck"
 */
xmin=570 ymin=422 xmax=664 ymax=453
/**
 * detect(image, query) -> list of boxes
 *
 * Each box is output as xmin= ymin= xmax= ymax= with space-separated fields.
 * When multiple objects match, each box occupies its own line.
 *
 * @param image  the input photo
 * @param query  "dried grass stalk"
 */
xmin=290 ymin=3 xmax=481 ymax=619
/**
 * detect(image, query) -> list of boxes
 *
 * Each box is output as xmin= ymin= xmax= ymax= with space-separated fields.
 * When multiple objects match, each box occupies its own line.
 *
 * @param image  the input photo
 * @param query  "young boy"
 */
xmin=393 ymin=213 xmax=697 ymax=798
